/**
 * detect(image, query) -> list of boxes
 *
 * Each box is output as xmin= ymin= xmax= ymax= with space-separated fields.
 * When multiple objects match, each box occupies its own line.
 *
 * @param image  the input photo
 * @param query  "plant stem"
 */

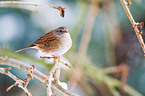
xmin=120 ymin=0 xmax=145 ymax=54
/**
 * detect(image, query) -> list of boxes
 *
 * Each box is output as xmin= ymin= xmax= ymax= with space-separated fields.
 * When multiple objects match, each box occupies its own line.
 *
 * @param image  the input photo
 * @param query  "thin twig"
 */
xmin=53 ymin=58 xmax=61 ymax=94
xmin=0 ymin=67 xmax=32 ymax=96
xmin=0 ymin=1 xmax=66 ymax=17
xmin=47 ymin=73 xmax=52 ymax=96
xmin=40 ymin=56 xmax=54 ymax=59
xmin=24 ymin=65 xmax=35 ymax=88
xmin=55 ymin=63 xmax=61 ymax=82
xmin=42 ymin=56 xmax=69 ymax=95
xmin=0 ymin=1 xmax=57 ymax=9
xmin=47 ymin=58 xmax=59 ymax=96
xmin=60 ymin=61 xmax=72 ymax=68
xmin=120 ymin=0 xmax=145 ymax=55
xmin=53 ymin=58 xmax=60 ymax=82
xmin=41 ymin=56 xmax=71 ymax=68
xmin=0 ymin=57 xmax=79 ymax=96
xmin=103 ymin=64 xmax=129 ymax=92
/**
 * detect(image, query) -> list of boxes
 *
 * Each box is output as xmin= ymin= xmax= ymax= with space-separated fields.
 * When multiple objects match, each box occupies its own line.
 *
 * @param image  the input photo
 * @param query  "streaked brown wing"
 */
xmin=34 ymin=31 xmax=53 ymax=44
xmin=33 ymin=31 xmax=61 ymax=52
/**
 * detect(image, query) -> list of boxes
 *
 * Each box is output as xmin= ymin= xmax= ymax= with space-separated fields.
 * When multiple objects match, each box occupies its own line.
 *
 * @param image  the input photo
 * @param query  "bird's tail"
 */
xmin=15 ymin=45 xmax=35 ymax=53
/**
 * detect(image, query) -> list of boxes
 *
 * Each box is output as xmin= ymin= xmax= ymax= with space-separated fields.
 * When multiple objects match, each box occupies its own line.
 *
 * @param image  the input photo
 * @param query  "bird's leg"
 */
xmin=52 ymin=55 xmax=60 ymax=61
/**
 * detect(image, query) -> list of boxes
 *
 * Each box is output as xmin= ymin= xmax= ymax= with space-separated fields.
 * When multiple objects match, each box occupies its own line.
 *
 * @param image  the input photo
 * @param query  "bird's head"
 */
xmin=54 ymin=27 xmax=69 ymax=35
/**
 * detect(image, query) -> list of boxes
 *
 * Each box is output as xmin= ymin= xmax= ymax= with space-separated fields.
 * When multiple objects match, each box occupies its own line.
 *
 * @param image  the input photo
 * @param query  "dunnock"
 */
xmin=16 ymin=27 xmax=72 ymax=57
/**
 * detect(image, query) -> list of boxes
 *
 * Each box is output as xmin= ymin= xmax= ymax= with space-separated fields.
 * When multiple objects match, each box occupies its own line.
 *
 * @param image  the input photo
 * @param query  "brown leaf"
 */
xmin=57 ymin=6 xmax=66 ymax=17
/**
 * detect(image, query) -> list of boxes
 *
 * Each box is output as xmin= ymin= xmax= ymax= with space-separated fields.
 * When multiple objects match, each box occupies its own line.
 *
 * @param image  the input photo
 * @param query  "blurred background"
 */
xmin=0 ymin=0 xmax=145 ymax=96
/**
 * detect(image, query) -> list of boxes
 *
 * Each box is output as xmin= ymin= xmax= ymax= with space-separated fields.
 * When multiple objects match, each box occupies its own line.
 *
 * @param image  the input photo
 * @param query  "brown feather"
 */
xmin=15 ymin=27 xmax=66 ymax=53
xmin=15 ymin=45 xmax=35 ymax=53
xmin=33 ymin=30 xmax=62 ymax=52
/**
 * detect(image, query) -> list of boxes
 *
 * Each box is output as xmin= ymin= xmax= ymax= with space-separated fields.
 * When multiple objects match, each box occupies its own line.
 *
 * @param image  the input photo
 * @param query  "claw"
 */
xmin=52 ymin=55 xmax=60 ymax=61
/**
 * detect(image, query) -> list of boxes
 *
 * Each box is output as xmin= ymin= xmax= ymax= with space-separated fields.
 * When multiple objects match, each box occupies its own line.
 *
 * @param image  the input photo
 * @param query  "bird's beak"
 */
xmin=65 ymin=29 xmax=68 ymax=33
xmin=64 ymin=31 xmax=68 ymax=33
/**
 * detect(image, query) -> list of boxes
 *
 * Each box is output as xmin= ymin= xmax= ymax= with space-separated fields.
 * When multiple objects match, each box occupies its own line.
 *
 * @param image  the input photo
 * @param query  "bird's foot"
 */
xmin=52 ymin=55 xmax=60 ymax=61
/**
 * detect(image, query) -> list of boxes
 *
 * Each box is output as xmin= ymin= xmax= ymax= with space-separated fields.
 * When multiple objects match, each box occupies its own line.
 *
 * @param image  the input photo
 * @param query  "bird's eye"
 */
xmin=60 ymin=30 xmax=63 ymax=32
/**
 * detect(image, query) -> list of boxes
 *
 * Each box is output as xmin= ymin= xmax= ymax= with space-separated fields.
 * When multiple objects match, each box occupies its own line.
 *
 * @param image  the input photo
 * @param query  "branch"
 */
xmin=0 ymin=67 xmax=32 ymax=96
xmin=54 ymin=60 xmax=61 ymax=82
xmin=0 ymin=1 xmax=66 ymax=17
xmin=0 ymin=56 xmax=79 ymax=96
xmin=103 ymin=64 xmax=129 ymax=92
xmin=41 ymin=56 xmax=70 ymax=95
xmin=41 ymin=56 xmax=71 ymax=68
xmin=47 ymin=58 xmax=59 ymax=96
xmin=24 ymin=65 xmax=35 ymax=88
xmin=120 ymin=0 xmax=145 ymax=55
xmin=78 ymin=2 xmax=99 ymax=56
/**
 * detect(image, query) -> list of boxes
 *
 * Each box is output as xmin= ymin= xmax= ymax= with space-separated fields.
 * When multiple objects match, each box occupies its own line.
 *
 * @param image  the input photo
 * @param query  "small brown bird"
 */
xmin=16 ymin=27 xmax=72 ymax=57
